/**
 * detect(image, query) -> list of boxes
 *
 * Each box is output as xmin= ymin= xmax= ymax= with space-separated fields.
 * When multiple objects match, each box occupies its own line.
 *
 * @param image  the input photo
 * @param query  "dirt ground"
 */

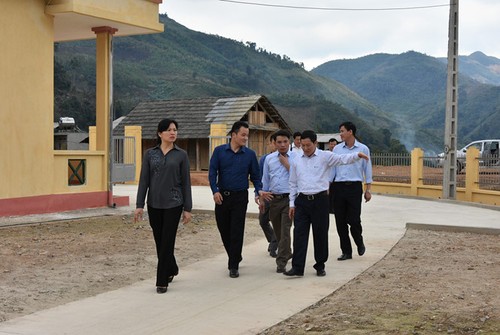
xmin=1 ymin=214 xmax=499 ymax=334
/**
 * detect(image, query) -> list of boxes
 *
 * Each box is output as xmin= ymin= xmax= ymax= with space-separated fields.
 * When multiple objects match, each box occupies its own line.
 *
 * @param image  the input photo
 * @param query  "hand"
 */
xmin=288 ymin=207 xmax=295 ymax=220
xmin=134 ymin=208 xmax=143 ymax=223
xmin=182 ymin=211 xmax=192 ymax=224
xmin=254 ymin=195 xmax=260 ymax=205
xmin=358 ymin=152 xmax=369 ymax=160
xmin=213 ymin=192 xmax=223 ymax=205
xmin=259 ymin=190 xmax=274 ymax=202
xmin=364 ymin=190 xmax=372 ymax=202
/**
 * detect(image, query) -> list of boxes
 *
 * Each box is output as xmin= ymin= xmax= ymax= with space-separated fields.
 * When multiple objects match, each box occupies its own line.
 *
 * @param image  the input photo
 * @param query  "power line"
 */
xmin=219 ymin=0 xmax=450 ymax=11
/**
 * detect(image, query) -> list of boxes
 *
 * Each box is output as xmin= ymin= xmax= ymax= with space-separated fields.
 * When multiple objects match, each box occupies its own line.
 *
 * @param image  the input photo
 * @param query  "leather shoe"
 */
xmin=283 ymin=268 xmax=303 ymax=277
xmin=269 ymin=249 xmax=278 ymax=258
xmin=337 ymin=254 xmax=352 ymax=261
xmin=358 ymin=244 xmax=366 ymax=256
xmin=316 ymin=269 xmax=326 ymax=277
xmin=229 ymin=269 xmax=239 ymax=278
xmin=276 ymin=267 xmax=286 ymax=273
xmin=156 ymin=286 xmax=167 ymax=294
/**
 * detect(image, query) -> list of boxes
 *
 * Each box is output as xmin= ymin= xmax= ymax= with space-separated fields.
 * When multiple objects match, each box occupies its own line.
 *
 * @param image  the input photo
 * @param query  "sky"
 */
xmin=160 ymin=0 xmax=500 ymax=70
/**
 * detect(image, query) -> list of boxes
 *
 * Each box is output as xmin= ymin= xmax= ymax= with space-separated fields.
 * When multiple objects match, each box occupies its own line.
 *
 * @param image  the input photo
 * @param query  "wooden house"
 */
xmin=114 ymin=95 xmax=291 ymax=171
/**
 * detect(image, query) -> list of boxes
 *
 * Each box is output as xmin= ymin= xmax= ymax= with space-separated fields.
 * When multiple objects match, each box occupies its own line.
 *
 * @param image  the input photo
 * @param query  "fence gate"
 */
xmin=112 ymin=136 xmax=136 ymax=183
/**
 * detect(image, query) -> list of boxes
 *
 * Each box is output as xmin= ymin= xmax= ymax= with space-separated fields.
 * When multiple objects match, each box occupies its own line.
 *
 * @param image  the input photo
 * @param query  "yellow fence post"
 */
xmin=464 ymin=147 xmax=480 ymax=202
xmin=410 ymin=148 xmax=424 ymax=196
xmin=88 ymin=126 xmax=97 ymax=151
xmin=124 ymin=125 xmax=142 ymax=185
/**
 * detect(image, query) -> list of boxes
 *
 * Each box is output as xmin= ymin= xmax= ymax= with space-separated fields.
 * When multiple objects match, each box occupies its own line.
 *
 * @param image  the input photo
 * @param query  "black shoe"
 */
xmin=156 ymin=286 xmax=167 ymax=294
xmin=269 ymin=249 xmax=278 ymax=258
xmin=229 ymin=269 xmax=239 ymax=278
xmin=358 ymin=244 xmax=366 ymax=256
xmin=276 ymin=267 xmax=286 ymax=273
xmin=316 ymin=269 xmax=326 ymax=277
xmin=283 ymin=268 xmax=303 ymax=277
xmin=167 ymin=276 xmax=174 ymax=283
xmin=337 ymin=254 xmax=352 ymax=261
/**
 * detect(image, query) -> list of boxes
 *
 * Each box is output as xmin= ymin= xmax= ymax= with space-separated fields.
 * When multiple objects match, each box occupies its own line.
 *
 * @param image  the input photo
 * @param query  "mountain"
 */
xmin=439 ymin=51 xmax=500 ymax=86
xmin=54 ymin=14 xmax=403 ymax=152
xmin=312 ymin=51 xmax=500 ymax=152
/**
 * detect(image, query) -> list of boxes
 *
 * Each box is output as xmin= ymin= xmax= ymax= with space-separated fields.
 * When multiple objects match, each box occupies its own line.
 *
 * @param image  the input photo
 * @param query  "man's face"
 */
xmin=294 ymin=136 xmax=301 ymax=147
xmin=275 ymin=135 xmax=290 ymax=154
xmin=339 ymin=126 xmax=353 ymax=142
xmin=232 ymin=127 xmax=249 ymax=147
xmin=328 ymin=141 xmax=336 ymax=151
xmin=301 ymin=138 xmax=316 ymax=156
xmin=266 ymin=138 xmax=276 ymax=152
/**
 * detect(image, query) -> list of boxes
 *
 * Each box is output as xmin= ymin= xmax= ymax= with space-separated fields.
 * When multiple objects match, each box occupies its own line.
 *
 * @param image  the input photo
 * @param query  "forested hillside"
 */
xmin=54 ymin=14 xmax=403 ymax=153
xmin=313 ymin=51 xmax=500 ymax=152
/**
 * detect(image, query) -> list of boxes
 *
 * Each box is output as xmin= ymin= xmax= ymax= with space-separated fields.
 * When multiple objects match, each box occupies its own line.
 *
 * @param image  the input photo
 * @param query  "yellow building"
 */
xmin=0 ymin=0 xmax=163 ymax=216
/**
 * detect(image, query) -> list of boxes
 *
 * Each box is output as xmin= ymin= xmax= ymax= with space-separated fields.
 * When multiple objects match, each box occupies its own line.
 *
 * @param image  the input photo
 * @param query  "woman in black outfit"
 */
xmin=134 ymin=119 xmax=192 ymax=294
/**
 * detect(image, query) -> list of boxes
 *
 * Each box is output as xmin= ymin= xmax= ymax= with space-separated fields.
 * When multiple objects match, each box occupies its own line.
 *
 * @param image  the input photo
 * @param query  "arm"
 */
xmin=208 ymin=147 xmax=223 ymax=205
xmin=260 ymin=156 xmax=274 ymax=202
xmin=362 ymin=146 xmax=373 ymax=202
xmin=181 ymin=152 xmax=193 ymax=223
xmin=249 ymin=152 xmax=262 ymax=198
xmin=134 ymin=151 xmax=150 ymax=222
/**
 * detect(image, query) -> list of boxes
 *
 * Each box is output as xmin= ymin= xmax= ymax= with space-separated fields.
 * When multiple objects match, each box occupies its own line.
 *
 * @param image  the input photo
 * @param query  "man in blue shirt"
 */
xmin=260 ymin=129 xmax=295 ymax=273
xmin=259 ymin=135 xmax=278 ymax=258
xmin=209 ymin=121 xmax=262 ymax=278
xmin=330 ymin=122 xmax=373 ymax=261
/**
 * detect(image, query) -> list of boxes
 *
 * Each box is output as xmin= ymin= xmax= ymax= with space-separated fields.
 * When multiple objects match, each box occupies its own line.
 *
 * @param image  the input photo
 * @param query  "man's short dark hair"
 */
xmin=339 ymin=121 xmax=356 ymax=137
xmin=329 ymin=138 xmax=339 ymax=144
xmin=230 ymin=121 xmax=249 ymax=135
xmin=274 ymin=129 xmax=291 ymax=140
xmin=293 ymin=131 xmax=301 ymax=139
xmin=300 ymin=130 xmax=317 ymax=143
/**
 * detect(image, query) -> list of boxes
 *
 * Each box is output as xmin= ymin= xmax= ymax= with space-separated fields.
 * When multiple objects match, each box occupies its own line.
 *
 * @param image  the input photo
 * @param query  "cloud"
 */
xmin=161 ymin=0 xmax=500 ymax=70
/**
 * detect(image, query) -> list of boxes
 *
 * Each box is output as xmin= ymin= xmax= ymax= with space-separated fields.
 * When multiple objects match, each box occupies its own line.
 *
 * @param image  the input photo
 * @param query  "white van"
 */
xmin=438 ymin=139 xmax=500 ymax=172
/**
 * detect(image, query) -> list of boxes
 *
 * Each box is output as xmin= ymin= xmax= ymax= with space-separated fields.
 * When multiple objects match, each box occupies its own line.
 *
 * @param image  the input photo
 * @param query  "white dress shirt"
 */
xmin=289 ymin=148 xmax=361 ymax=208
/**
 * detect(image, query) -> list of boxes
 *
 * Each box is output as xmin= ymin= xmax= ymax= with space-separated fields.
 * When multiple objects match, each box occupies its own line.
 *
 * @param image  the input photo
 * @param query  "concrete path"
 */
xmin=0 ymin=186 xmax=499 ymax=335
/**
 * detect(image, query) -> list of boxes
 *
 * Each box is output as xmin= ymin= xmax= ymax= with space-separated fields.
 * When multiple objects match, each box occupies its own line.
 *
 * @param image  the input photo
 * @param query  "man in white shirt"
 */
xmin=290 ymin=131 xmax=303 ymax=155
xmin=284 ymin=130 xmax=368 ymax=277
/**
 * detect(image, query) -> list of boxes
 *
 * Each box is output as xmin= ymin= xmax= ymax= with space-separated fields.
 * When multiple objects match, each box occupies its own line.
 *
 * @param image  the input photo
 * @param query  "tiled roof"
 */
xmin=114 ymin=95 xmax=290 ymax=139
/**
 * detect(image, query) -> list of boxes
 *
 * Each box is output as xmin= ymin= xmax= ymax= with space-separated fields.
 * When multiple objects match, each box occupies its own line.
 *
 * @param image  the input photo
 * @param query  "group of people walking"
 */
xmin=134 ymin=119 xmax=372 ymax=293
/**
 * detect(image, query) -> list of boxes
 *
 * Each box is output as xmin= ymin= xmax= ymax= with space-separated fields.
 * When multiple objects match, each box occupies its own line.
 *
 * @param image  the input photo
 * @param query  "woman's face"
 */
xmin=158 ymin=123 xmax=177 ymax=144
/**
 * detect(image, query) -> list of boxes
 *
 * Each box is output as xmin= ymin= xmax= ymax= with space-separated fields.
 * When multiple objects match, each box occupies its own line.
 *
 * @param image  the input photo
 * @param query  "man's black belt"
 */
xmin=298 ymin=190 xmax=327 ymax=200
xmin=334 ymin=181 xmax=362 ymax=185
xmin=272 ymin=193 xmax=289 ymax=199
xmin=220 ymin=190 xmax=247 ymax=196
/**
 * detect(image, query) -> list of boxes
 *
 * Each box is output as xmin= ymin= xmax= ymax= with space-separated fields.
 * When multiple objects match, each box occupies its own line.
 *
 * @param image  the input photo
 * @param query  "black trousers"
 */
xmin=332 ymin=182 xmax=364 ymax=255
xmin=215 ymin=190 xmax=248 ymax=270
xmin=147 ymin=205 xmax=183 ymax=287
xmin=291 ymin=192 xmax=329 ymax=273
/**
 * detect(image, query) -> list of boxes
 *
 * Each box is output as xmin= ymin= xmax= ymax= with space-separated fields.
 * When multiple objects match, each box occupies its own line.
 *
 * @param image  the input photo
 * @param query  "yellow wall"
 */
xmin=1 ymin=0 xmax=162 ymax=210
xmin=0 ymin=0 xmax=55 ymax=199
xmin=53 ymin=151 xmax=106 ymax=193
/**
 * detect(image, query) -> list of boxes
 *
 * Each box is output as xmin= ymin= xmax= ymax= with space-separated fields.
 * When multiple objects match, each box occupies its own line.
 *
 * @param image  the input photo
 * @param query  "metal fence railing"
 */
xmin=371 ymin=151 xmax=500 ymax=192
xmin=478 ymin=154 xmax=500 ymax=191
xmin=371 ymin=153 xmax=411 ymax=184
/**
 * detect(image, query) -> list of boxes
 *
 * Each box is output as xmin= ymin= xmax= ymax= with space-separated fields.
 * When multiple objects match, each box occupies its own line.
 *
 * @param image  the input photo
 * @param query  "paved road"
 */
xmin=0 ymin=186 xmax=499 ymax=335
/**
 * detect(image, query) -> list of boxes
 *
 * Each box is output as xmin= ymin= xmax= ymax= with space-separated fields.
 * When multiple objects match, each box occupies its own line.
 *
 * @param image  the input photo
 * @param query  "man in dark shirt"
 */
xmin=209 ymin=121 xmax=262 ymax=278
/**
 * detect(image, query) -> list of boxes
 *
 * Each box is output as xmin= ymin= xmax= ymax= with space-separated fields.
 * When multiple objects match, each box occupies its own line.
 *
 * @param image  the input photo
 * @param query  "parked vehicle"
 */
xmin=437 ymin=139 xmax=500 ymax=172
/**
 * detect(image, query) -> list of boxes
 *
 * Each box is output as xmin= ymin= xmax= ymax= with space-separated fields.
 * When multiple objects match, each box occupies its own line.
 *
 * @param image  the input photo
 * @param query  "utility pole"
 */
xmin=442 ymin=0 xmax=459 ymax=199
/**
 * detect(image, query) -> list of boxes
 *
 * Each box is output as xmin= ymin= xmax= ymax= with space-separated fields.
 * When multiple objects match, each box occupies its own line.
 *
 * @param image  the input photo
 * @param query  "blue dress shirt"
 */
xmin=262 ymin=151 xmax=295 ymax=194
xmin=209 ymin=143 xmax=262 ymax=196
xmin=330 ymin=140 xmax=373 ymax=183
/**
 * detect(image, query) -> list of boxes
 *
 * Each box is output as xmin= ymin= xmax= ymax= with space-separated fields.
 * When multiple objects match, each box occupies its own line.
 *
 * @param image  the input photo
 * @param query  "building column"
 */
xmin=92 ymin=26 xmax=117 ymax=205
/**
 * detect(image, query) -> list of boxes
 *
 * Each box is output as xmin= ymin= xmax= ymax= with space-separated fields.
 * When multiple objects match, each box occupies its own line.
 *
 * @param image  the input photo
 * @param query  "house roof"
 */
xmin=114 ymin=95 xmax=291 ymax=139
